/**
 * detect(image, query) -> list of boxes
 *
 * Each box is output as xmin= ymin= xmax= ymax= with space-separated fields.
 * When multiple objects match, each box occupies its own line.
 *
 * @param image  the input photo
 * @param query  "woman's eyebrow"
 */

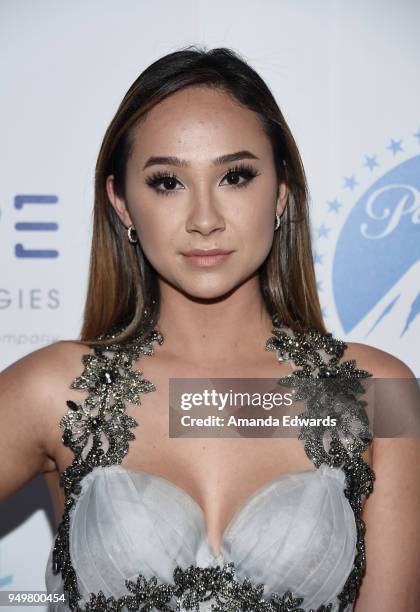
xmin=142 ymin=150 xmax=259 ymax=170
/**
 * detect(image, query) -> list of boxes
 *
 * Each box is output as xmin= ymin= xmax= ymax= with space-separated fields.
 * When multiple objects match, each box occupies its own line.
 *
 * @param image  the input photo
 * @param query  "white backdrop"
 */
xmin=1 ymin=0 xmax=419 ymax=608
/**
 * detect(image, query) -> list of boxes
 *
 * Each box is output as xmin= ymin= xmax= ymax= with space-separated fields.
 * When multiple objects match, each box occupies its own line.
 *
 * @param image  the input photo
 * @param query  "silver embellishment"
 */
xmin=50 ymin=316 xmax=375 ymax=611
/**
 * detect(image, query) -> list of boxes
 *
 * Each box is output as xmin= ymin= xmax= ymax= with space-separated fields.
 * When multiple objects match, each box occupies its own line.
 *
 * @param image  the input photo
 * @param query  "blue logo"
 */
xmin=14 ymin=195 xmax=59 ymax=258
xmin=315 ymin=132 xmax=420 ymax=339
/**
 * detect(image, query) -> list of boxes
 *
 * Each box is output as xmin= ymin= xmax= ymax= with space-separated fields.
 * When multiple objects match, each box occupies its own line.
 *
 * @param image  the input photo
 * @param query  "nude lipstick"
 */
xmin=181 ymin=248 xmax=234 ymax=267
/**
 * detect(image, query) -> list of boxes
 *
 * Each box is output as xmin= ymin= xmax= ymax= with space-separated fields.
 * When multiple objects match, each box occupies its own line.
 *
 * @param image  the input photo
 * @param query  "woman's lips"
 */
xmin=182 ymin=251 xmax=234 ymax=267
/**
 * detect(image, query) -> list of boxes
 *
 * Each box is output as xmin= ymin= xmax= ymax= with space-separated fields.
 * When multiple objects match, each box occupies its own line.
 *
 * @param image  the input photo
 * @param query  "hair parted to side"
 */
xmin=79 ymin=44 xmax=327 ymax=348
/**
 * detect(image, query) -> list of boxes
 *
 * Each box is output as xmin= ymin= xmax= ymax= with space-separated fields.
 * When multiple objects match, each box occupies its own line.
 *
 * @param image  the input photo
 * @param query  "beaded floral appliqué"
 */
xmin=50 ymin=318 xmax=375 ymax=612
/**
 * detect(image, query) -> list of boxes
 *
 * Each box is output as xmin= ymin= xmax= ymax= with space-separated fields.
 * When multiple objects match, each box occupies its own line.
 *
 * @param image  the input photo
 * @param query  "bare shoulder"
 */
xmin=341 ymin=339 xmax=416 ymax=379
xmin=23 ymin=339 xmax=97 ymax=457
xmin=343 ymin=340 xmax=418 ymax=476
xmin=0 ymin=339 xmax=96 ymax=408
xmin=0 ymin=339 xmax=95 ymax=500
xmin=344 ymin=342 xmax=420 ymax=606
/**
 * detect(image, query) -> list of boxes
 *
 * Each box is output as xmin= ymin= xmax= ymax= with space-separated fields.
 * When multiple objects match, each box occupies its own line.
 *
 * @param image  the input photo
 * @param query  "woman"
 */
xmin=0 ymin=46 xmax=418 ymax=611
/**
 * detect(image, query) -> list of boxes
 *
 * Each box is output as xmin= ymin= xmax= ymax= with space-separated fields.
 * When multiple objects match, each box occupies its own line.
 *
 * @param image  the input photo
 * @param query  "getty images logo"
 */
xmin=14 ymin=195 xmax=58 ymax=258
xmin=314 ymin=129 xmax=420 ymax=339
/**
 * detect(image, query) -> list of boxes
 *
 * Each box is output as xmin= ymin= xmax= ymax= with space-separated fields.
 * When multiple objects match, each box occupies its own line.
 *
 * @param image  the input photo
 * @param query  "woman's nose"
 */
xmin=185 ymin=192 xmax=225 ymax=234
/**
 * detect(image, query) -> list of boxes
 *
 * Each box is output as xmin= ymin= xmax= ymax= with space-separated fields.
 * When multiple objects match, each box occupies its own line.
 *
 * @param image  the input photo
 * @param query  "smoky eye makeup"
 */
xmin=145 ymin=162 xmax=260 ymax=197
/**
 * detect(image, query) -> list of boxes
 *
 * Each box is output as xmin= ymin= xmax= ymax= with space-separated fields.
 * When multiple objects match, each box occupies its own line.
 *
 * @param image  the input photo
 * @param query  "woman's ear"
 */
xmin=276 ymin=182 xmax=289 ymax=217
xmin=106 ymin=175 xmax=134 ymax=228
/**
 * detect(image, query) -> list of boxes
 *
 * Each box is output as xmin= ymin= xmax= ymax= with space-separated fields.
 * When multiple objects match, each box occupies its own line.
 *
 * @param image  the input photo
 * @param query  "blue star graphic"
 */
xmin=414 ymin=128 xmax=420 ymax=144
xmin=364 ymin=155 xmax=379 ymax=171
xmin=317 ymin=224 xmax=330 ymax=238
xmin=313 ymin=251 xmax=324 ymax=265
xmin=387 ymin=138 xmax=403 ymax=155
xmin=343 ymin=175 xmax=358 ymax=190
xmin=327 ymin=198 xmax=342 ymax=213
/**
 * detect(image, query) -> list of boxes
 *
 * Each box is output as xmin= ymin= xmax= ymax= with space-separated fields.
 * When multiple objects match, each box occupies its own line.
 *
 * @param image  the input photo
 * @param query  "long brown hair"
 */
xmin=79 ymin=45 xmax=326 ymax=347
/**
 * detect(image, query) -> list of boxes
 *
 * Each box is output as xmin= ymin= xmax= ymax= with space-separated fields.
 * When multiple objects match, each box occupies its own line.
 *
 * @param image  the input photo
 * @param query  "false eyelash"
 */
xmin=224 ymin=163 xmax=259 ymax=184
xmin=145 ymin=162 xmax=259 ymax=196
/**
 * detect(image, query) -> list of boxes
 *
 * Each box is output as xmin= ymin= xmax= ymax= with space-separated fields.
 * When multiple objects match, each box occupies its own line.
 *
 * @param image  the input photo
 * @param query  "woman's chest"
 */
xmin=45 ymin=352 xmax=373 ymax=533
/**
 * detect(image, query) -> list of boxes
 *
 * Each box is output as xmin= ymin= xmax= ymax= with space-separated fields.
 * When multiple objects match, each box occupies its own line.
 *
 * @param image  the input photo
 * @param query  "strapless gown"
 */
xmin=44 ymin=320 xmax=376 ymax=611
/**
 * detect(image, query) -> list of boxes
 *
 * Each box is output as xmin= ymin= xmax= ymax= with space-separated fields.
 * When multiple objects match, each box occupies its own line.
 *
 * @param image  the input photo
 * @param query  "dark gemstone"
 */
xmin=66 ymin=400 xmax=79 ymax=411
xmin=62 ymin=429 xmax=72 ymax=445
xmin=90 ymin=417 xmax=102 ymax=429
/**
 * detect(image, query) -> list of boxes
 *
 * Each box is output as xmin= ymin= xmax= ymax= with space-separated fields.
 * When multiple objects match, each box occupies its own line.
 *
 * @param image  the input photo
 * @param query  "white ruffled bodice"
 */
xmin=45 ymin=462 xmax=357 ymax=611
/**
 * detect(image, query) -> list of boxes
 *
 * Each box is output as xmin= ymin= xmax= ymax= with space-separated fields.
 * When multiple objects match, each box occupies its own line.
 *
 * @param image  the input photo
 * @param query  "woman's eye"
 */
xmin=145 ymin=163 xmax=259 ymax=196
xmin=220 ymin=165 xmax=258 ymax=189
xmin=145 ymin=173 xmax=183 ymax=196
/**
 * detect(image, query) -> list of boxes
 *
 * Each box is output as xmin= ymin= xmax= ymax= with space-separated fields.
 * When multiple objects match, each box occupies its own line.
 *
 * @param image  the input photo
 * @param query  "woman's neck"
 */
xmin=155 ymin=302 xmax=278 ymax=365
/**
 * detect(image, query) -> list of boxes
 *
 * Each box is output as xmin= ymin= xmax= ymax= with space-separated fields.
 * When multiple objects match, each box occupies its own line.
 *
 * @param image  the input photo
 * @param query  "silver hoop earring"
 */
xmin=274 ymin=213 xmax=281 ymax=231
xmin=127 ymin=225 xmax=138 ymax=244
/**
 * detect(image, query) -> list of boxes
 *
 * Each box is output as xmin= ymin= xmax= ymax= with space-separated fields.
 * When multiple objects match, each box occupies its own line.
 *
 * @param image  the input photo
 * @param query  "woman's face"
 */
xmin=107 ymin=85 xmax=288 ymax=300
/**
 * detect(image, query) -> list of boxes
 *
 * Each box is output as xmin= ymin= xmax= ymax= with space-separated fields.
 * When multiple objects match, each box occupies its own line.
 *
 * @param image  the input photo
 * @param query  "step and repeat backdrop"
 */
xmin=1 ymin=0 xmax=419 ymax=609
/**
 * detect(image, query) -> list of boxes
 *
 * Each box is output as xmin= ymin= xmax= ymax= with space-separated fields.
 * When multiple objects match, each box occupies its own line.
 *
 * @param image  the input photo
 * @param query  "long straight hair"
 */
xmin=79 ymin=45 xmax=327 ymax=347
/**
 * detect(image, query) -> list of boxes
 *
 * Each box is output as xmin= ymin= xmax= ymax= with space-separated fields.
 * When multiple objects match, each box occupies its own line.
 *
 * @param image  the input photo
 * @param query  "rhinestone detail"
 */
xmin=50 ymin=317 xmax=375 ymax=611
